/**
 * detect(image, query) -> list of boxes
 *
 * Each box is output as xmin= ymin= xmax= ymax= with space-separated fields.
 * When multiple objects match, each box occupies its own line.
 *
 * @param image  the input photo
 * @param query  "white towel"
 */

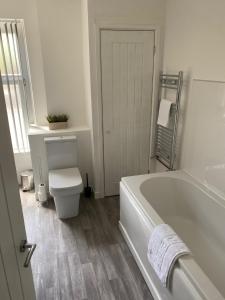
xmin=157 ymin=99 xmax=172 ymax=127
xmin=147 ymin=224 xmax=190 ymax=287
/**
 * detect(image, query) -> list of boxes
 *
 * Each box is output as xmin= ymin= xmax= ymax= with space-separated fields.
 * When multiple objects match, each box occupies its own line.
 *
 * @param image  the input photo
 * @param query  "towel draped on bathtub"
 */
xmin=147 ymin=223 xmax=191 ymax=287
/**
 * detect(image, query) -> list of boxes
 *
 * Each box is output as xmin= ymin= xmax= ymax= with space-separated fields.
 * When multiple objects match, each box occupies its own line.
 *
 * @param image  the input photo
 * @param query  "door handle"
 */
xmin=20 ymin=240 xmax=36 ymax=268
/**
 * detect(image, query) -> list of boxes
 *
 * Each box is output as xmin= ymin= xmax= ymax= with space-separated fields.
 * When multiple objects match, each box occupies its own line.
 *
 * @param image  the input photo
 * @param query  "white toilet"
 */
xmin=44 ymin=136 xmax=83 ymax=219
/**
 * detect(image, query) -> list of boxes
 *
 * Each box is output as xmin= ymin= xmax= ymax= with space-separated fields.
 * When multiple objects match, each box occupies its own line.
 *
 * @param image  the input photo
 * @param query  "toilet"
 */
xmin=44 ymin=136 xmax=83 ymax=219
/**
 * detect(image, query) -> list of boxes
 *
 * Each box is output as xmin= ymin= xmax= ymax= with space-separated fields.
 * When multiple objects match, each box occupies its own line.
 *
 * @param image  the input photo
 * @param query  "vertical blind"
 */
xmin=0 ymin=20 xmax=32 ymax=153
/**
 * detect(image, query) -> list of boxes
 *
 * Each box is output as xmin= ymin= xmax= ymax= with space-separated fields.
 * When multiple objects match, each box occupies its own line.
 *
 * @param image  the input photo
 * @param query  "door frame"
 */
xmin=89 ymin=22 xmax=161 ymax=198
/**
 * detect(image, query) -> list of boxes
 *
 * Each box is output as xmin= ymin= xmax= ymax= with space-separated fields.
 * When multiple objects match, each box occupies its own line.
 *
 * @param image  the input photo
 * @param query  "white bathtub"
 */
xmin=119 ymin=170 xmax=225 ymax=300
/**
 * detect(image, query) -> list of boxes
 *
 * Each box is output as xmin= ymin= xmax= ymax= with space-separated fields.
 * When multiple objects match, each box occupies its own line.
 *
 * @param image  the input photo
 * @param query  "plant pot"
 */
xmin=48 ymin=122 xmax=68 ymax=130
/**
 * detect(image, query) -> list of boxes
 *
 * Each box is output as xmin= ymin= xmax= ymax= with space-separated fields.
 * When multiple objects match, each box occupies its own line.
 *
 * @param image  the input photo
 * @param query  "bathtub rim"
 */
xmin=123 ymin=170 xmax=225 ymax=213
xmin=120 ymin=170 xmax=224 ymax=300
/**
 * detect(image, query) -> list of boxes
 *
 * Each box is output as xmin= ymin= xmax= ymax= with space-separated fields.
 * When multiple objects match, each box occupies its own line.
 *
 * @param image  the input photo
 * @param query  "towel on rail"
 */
xmin=147 ymin=224 xmax=190 ymax=287
xmin=157 ymin=99 xmax=172 ymax=127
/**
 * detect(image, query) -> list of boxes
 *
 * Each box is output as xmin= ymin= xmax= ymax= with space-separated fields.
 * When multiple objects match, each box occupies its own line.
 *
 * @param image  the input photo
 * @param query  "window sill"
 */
xmin=28 ymin=124 xmax=90 ymax=137
xmin=13 ymin=150 xmax=30 ymax=155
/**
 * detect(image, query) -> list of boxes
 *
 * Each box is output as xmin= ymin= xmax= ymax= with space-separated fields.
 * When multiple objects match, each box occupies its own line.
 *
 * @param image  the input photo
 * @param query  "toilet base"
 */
xmin=54 ymin=193 xmax=80 ymax=219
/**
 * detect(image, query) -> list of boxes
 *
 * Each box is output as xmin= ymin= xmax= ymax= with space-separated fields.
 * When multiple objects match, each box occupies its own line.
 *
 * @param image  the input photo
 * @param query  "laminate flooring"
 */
xmin=20 ymin=191 xmax=153 ymax=300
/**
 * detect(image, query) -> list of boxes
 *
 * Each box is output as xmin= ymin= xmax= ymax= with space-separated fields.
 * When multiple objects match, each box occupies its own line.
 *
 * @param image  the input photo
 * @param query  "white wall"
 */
xmin=164 ymin=0 xmax=225 ymax=80
xmin=163 ymin=0 xmax=225 ymax=195
xmin=14 ymin=152 xmax=32 ymax=183
xmin=87 ymin=0 xmax=167 ymax=197
xmin=35 ymin=0 xmax=88 ymax=127
xmin=182 ymin=80 xmax=225 ymax=196
xmin=88 ymin=0 xmax=166 ymax=24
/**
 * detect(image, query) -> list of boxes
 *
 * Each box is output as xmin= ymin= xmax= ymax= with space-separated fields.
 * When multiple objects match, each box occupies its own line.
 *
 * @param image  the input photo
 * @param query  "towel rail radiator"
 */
xmin=155 ymin=71 xmax=183 ymax=170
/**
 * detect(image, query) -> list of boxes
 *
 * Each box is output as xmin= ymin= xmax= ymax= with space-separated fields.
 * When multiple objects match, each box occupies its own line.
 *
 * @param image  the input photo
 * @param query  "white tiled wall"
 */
xmin=163 ymin=0 xmax=225 ymax=197
xmin=181 ymin=80 xmax=225 ymax=196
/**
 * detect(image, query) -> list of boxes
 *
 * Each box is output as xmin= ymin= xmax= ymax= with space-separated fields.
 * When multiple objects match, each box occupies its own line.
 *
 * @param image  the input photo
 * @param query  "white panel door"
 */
xmin=101 ymin=30 xmax=154 ymax=196
xmin=0 ymin=252 xmax=10 ymax=300
xmin=0 ymin=75 xmax=36 ymax=300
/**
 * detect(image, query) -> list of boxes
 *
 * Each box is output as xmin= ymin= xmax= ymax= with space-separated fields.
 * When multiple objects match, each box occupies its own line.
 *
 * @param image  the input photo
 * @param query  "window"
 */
xmin=0 ymin=20 xmax=34 ymax=153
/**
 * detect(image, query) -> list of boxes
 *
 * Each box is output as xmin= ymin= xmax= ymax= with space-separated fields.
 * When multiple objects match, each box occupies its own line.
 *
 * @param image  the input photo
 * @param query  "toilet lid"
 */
xmin=49 ymin=167 xmax=83 ymax=191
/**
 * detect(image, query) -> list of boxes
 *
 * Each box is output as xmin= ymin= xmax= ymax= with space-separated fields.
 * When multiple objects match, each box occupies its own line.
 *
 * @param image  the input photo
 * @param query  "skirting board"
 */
xmin=119 ymin=221 xmax=162 ymax=300
xmin=94 ymin=191 xmax=104 ymax=199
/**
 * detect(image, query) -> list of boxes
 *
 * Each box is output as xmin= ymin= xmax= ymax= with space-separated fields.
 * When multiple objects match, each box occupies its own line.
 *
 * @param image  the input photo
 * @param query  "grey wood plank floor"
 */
xmin=20 ymin=191 xmax=153 ymax=300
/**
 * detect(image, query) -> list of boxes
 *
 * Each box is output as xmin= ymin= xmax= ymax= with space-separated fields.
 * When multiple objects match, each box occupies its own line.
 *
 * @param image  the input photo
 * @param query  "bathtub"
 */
xmin=119 ymin=170 xmax=225 ymax=300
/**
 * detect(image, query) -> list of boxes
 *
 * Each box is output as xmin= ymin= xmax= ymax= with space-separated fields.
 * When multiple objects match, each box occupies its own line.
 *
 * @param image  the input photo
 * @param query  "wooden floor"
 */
xmin=21 ymin=191 xmax=153 ymax=300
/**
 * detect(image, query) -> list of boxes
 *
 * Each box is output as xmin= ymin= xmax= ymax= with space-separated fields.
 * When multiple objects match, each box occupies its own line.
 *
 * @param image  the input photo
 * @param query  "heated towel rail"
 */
xmin=155 ymin=71 xmax=183 ymax=170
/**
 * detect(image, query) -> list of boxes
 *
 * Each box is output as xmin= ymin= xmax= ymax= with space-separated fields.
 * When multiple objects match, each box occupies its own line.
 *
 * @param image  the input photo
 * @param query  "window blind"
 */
xmin=0 ymin=20 xmax=33 ymax=153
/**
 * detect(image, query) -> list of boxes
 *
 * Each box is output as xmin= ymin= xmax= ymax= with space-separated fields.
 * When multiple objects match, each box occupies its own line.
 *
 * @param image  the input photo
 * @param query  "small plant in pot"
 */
xmin=47 ymin=114 xmax=69 ymax=130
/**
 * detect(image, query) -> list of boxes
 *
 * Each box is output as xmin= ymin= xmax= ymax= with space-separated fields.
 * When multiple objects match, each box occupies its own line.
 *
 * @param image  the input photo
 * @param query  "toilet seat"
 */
xmin=49 ymin=167 xmax=83 ymax=196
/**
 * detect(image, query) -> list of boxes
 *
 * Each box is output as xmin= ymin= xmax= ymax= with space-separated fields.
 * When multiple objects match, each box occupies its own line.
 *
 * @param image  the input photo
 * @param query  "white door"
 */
xmin=0 ymin=75 xmax=36 ymax=300
xmin=101 ymin=30 xmax=155 ymax=196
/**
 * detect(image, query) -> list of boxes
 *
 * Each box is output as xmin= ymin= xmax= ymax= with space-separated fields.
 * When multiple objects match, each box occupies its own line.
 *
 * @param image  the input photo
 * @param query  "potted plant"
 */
xmin=47 ymin=114 xmax=69 ymax=130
